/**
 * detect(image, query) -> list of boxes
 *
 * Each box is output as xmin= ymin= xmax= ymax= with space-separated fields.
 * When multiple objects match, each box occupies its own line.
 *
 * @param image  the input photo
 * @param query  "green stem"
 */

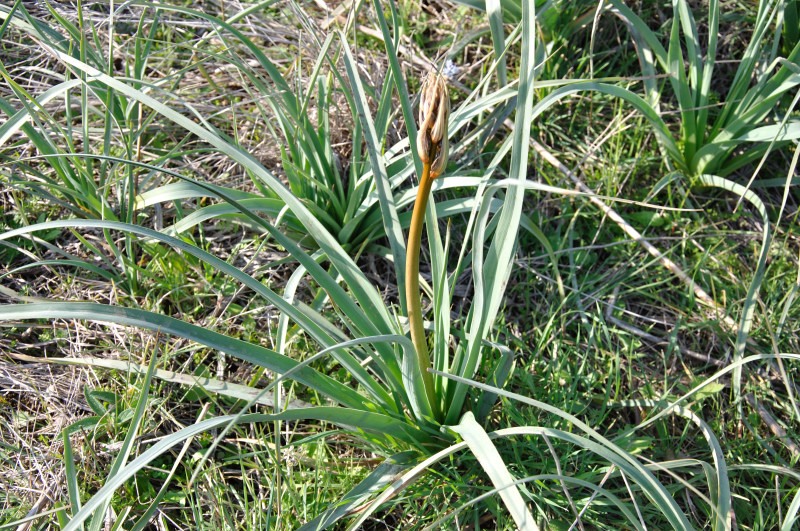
xmin=406 ymin=161 xmax=438 ymax=414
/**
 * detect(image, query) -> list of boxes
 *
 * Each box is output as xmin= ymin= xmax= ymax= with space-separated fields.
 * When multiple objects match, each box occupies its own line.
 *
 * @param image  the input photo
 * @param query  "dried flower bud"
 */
xmin=416 ymin=71 xmax=450 ymax=178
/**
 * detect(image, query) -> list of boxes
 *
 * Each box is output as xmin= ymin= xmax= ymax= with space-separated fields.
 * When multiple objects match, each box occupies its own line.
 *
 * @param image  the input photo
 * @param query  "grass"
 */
xmin=1 ymin=0 xmax=800 ymax=529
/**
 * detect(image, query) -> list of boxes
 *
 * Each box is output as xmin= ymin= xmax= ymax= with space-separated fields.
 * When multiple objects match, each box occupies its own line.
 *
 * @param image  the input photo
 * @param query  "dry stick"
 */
xmin=15 ymin=492 xmax=48 ymax=531
xmin=745 ymin=393 xmax=800 ymax=458
xmin=525 ymin=135 xmax=738 ymax=333
xmin=606 ymin=286 xmax=725 ymax=367
xmin=318 ymin=0 xmax=354 ymax=30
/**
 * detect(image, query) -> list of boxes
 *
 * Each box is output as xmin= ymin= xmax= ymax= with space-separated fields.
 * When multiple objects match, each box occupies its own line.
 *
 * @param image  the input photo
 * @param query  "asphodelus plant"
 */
xmin=604 ymin=0 xmax=800 ymax=178
xmin=0 ymin=1 xmax=741 ymax=528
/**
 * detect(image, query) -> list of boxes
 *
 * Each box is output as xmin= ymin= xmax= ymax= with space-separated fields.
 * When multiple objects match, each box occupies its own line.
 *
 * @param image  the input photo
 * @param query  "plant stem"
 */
xmin=406 ymin=161 xmax=437 ymax=412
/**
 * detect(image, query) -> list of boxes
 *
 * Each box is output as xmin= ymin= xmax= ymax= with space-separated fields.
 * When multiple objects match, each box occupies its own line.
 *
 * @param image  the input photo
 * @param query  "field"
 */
xmin=1 ymin=0 xmax=799 ymax=529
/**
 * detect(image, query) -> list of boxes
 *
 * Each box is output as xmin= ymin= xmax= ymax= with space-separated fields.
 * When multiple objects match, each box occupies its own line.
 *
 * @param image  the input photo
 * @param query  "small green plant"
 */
xmin=0 ymin=1 xmax=206 ymax=295
xmin=600 ymin=0 xmax=800 ymax=178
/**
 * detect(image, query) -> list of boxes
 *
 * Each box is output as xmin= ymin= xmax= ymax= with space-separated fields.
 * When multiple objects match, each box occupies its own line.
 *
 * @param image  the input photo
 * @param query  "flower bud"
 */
xmin=416 ymin=71 xmax=450 ymax=178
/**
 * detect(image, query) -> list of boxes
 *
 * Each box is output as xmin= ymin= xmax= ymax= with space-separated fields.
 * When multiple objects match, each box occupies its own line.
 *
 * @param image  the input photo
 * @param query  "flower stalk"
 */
xmin=406 ymin=72 xmax=449 ymax=413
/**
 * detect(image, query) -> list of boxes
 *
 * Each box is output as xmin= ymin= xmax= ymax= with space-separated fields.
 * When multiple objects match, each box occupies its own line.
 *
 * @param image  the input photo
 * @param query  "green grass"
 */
xmin=1 ymin=0 xmax=800 ymax=529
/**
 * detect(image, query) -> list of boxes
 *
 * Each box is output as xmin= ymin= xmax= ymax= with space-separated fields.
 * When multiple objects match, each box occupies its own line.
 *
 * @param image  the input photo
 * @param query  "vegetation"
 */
xmin=1 ymin=0 xmax=799 ymax=529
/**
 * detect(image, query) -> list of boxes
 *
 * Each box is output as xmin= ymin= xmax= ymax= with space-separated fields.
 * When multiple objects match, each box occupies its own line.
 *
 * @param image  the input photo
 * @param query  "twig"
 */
xmin=15 ymin=493 xmax=48 ymax=531
xmin=605 ymin=286 xmax=725 ymax=367
xmin=527 ymin=137 xmax=738 ymax=334
xmin=4 ymin=352 xmax=311 ymax=410
xmin=745 ymin=393 xmax=800 ymax=458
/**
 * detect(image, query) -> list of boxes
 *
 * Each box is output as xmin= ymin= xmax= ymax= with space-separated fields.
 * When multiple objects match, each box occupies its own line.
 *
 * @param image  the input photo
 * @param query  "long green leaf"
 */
xmin=134 ymin=181 xmax=256 ymax=208
xmin=62 ymin=428 xmax=82 ymax=529
xmin=695 ymin=175 xmax=770 ymax=412
xmin=447 ymin=0 xmax=537 ymax=424
xmin=667 ymin=9 xmax=697 ymax=161
xmin=0 ymin=301 xmax=370 ymax=410
xmin=339 ymin=32 xmax=408 ymax=309
xmin=451 ymin=412 xmax=538 ymax=530
xmin=487 ymin=0 xmax=508 ymax=86
xmin=0 ymin=79 xmax=82 ymax=146
xmin=695 ymin=0 xmax=719 ymax=140
xmin=783 ymin=486 xmax=800 ymax=531
xmin=88 ymin=348 xmax=159 ymax=531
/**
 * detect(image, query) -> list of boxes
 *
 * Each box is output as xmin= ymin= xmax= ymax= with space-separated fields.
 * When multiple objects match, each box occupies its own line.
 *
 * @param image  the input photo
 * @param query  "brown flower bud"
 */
xmin=416 ymin=71 xmax=450 ymax=178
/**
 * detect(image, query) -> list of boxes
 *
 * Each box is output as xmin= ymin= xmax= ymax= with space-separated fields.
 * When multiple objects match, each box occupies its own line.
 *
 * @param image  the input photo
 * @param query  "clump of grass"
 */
xmin=604 ymin=0 xmax=800 ymax=178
